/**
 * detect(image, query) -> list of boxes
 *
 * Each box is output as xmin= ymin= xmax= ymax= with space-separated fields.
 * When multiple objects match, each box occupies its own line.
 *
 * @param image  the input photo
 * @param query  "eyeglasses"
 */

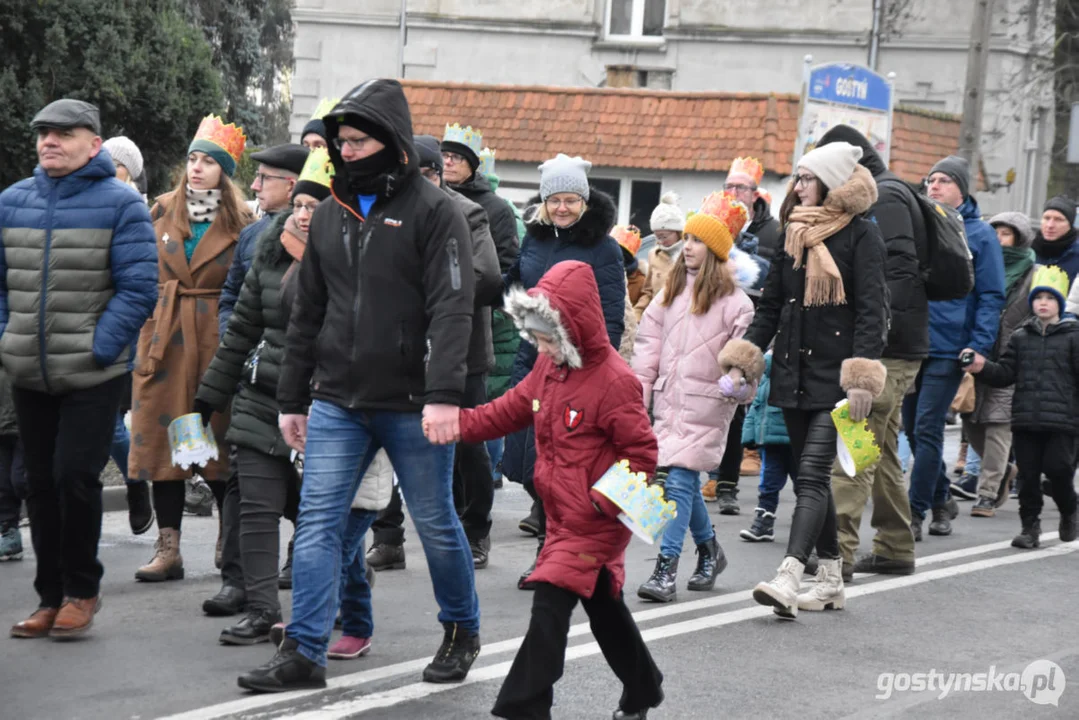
xmin=793 ymin=174 xmax=816 ymax=188
xmin=420 ymin=168 xmax=441 ymax=181
xmin=724 ymin=183 xmax=756 ymax=193
xmin=254 ymin=173 xmax=290 ymax=185
xmin=441 ymin=151 xmax=467 ymax=165
xmin=292 ymin=201 xmax=320 ymax=214
xmin=545 ymin=196 xmax=583 ymax=209
xmin=333 ymin=136 xmax=374 ymax=151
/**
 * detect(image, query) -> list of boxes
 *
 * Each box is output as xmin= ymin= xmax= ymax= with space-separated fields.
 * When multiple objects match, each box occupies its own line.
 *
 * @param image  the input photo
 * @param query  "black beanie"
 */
xmin=301 ymin=117 xmax=327 ymax=143
xmin=414 ymin=135 xmax=444 ymax=177
xmin=335 ymin=113 xmax=395 ymax=153
xmin=1043 ymin=195 xmax=1077 ymax=227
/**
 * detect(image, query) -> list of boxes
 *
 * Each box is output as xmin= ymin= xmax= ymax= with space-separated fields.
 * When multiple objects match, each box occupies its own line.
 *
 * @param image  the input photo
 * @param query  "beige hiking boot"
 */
xmin=797 ymin=558 xmax=846 ymax=611
xmin=135 ymin=528 xmax=184 ymax=582
xmin=753 ymin=556 xmax=803 ymax=619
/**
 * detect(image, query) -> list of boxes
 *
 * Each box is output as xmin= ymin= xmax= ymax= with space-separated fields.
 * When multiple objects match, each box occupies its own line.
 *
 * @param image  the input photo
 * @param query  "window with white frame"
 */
xmin=607 ymin=0 xmax=665 ymax=39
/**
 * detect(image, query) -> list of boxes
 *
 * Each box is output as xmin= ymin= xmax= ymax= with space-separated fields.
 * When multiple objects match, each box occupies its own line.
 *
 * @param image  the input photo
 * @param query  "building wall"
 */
xmin=292 ymin=0 xmax=1057 ymax=215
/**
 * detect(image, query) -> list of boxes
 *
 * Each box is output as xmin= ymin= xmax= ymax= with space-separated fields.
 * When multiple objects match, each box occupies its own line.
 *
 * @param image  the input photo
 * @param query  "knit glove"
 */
xmin=718 ymin=374 xmax=752 ymax=403
xmin=846 ymin=388 xmax=873 ymax=423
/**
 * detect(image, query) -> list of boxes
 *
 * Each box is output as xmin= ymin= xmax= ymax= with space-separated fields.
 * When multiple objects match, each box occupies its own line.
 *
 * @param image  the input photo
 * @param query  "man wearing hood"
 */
xmin=815 ymin=125 xmax=930 ymax=580
xmin=238 ymin=80 xmax=480 ymax=693
xmin=724 ymin=156 xmax=781 ymax=262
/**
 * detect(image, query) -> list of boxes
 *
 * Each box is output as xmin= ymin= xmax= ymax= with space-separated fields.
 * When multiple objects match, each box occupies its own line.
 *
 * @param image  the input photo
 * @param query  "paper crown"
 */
xmin=192 ymin=115 xmax=246 ymax=165
xmin=298 ymin=147 xmax=334 ymax=189
xmin=729 ymin=156 xmax=764 ymax=185
xmin=611 ymin=224 xmax=642 ymax=256
xmin=443 ymin=123 xmax=484 ymax=156
xmin=167 ymin=413 xmax=220 ymax=471
xmin=310 ymin=97 xmax=340 ymax=121
xmin=592 ymin=460 xmax=677 ymax=545
xmin=478 ymin=147 xmax=496 ymax=177
xmin=831 ymin=400 xmax=881 ymax=477
xmin=700 ymin=191 xmax=750 ymax=237
xmin=1029 ymin=265 xmax=1070 ymax=308
xmin=758 ymin=188 xmax=773 ymax=206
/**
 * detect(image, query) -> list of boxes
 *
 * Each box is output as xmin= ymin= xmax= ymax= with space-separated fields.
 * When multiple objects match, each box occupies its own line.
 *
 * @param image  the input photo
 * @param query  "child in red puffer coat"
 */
xmin=426 ymin=259 xmax=664 ymax=720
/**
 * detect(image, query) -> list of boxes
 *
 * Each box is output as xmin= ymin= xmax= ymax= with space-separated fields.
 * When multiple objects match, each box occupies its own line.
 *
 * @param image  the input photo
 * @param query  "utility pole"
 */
xmin=957 ymin=0 xmax=994 ymax=181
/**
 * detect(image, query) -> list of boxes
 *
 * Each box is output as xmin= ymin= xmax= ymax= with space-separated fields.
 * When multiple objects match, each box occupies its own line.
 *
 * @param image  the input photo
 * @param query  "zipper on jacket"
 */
xmin=350 ymin=205 xmax=381 ymax=407
xmin=447 ymin=238 xmax=462 ymax=291
xmin=38 ymin=186 xmax=56 ymax=393
xmin=250 ymin=339 xmax=267 ymax=385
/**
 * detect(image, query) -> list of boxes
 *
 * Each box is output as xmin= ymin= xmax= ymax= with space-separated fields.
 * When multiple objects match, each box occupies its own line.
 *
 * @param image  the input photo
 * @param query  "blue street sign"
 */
xmin=807 ymin=63 xmax=891 ymax=113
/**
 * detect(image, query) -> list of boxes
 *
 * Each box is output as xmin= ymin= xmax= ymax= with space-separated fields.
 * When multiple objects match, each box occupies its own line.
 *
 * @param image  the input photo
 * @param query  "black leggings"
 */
xmin=152 ymin=478 xmax=226 ymax=531
xmin=782 ymin=409 xmax=840 ymax=563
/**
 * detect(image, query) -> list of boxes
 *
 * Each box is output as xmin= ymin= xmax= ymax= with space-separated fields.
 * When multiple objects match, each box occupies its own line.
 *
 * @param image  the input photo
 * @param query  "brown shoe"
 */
xmin=135 ymin=528 xmax=184 ymax=582
xmin=740 ymin=448 xmax=761 ymax=477
xmin=49 ymin=596 xmax=101 ymax=639
xmin=11 ymin=607 xmax=59 ymax=638
xmin=701 ymin=479 xmax=718 ymax=502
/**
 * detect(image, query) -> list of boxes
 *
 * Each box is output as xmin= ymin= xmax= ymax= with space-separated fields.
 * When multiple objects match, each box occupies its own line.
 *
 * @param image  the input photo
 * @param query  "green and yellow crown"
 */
xmin=1029 ymin=265 xmax=1071 ymax=311
xmin=478 ymin=147 xmax=496 ymax=177
xmin=592 ymin=460 xmax=677 ymax=544
xmin=443 ymin=123 xmax=484 ymax=156
xmin=298 ymin=147 xmax=334 ymax=189
xmin=831 ymin=401 xmax=881 ymax=477
xmin=310 ymin=97 xmax=340 ymax=121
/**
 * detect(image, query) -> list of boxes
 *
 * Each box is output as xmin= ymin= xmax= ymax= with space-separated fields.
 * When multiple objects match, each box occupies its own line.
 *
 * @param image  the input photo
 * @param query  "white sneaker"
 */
xmin=797 ymin=558 xmax=846 ymax=611
xmin=753 ymin=556 xmax=804 ymax=619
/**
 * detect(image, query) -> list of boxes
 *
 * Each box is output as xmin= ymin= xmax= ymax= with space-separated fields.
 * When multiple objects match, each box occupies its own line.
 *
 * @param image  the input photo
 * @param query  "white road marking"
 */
xmin=158 ymin=535 xmax=1064 ymax=720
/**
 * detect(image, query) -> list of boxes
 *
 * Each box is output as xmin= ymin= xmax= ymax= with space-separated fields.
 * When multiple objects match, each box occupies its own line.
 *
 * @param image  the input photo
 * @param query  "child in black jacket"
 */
xmin=965 ymin=265 xmax=1079 ymax=548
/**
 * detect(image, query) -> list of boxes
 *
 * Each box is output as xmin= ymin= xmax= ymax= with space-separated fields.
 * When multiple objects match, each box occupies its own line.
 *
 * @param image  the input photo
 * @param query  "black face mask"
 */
xmin=344 ymin=146 xmax=396 ymax=195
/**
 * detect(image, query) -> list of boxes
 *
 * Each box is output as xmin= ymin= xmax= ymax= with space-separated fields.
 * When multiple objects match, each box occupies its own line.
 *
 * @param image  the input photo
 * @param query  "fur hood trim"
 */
xmin=524 ymin=188 xmax=618 ymax=246
xmin=840 ymin=357 xmax=888 ymax=397
xmin=504 ymin=285 xmax=583 ymax=369
xmin=728 ymin=246 xmax=762 ymax=290
xmin=826 ymin=164 xmax=878 ymax=216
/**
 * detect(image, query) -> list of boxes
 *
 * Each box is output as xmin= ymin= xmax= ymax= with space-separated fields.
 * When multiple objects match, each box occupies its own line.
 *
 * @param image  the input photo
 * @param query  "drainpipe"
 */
xmin=868 ymin=0 xmax=883 ymax=70
xmin=398 ymin=0 xmax=407 ymax=78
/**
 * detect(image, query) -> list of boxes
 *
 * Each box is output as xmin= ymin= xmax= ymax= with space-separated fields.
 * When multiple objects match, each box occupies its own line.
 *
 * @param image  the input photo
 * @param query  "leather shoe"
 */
xmin=203 ymin=585 xmax=246 ymax=617
xmin=50 ymin=596 xmax=101 ymax=639
xmin=220 ymin=609 xmax=282 ymax=646
xmin=11 ymin=607 xmax=59 ymax=638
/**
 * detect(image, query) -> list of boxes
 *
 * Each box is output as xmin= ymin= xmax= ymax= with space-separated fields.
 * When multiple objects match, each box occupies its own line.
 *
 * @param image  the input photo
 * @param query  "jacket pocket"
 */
xmin=133 ymin=320 xmax=158 ymax=376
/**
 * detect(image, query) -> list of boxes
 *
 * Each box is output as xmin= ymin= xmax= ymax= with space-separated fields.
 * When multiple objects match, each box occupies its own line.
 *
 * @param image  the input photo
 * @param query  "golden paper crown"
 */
xmin=611 ymin=224 xmax=642 ymax=256
xmin=193 ymin=114 xmax=247 ymax=164
xmin=729 ymin=156 xmax=764 ymax=185
xmin=310 ymin=97 xmax=340 ymax=121
xmin=592 ymin=460 xmax=677 ymax=544
xmin=298 ymin=147 xmax=334 ymax=189
xmin=443 ymin=123 xmax=484 ymax=156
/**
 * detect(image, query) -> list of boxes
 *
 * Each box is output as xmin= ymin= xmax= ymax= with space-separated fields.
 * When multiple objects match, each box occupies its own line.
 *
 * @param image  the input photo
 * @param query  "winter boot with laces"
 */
xmin=422 ymin=622 xmax=480 ymax=683
xmin=637 ymin=555 xmax=679 ymax=603
xmin=928 ymin=505 xmax=953 ymax=536
xmin=739 ymin=508 xmax=776 ymax=542
xmin=752 ymin=556 xmax=804 ymax=619
xmin=796 ymin=558 xmax=846 ymax=611
xmin=716 ymin=485 xmax=741 ymax=515
xmin=1011 ymin=518 xmax=1041 ymax=549
xmin=686 ymin=535 xmax=727 ymax=591
xmin=135 ymin=528 xmax=184 ymax=581
xmin=0 ymin=523 xmax=23 ymax=561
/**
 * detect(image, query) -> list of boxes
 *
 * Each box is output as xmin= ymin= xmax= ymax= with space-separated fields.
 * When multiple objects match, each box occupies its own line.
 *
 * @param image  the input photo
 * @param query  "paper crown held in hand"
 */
xmin=168 ymin=413 xmax=220 ymax=471
xmin=831 ymin=400 xmax=881 ymax=477
xmin=592 ymin=460 xmax=677 ymax=545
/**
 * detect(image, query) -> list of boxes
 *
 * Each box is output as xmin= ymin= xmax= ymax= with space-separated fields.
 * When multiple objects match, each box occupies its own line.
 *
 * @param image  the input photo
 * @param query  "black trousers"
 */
xmin=491 ymin=568 xmax=663 ymax=720
xmin=219 ymin=457 xmax=246 ymax=589
xmin=782 ymin=409 xmax=840 ymax=563
xmin=0 ymin=434 xmax=26 ymax=529
xmin=13 ymin=374 xmax=126 ymax=606
xmin=1012 ymin=430 xmax=1079 ymax=524
xmin=716 ymin=404 xmax=747 ymax=489
xmin=373 ymin=373 xmax=493 ymax=545
xmin=236 ymin=447 xmax=300 ymax=612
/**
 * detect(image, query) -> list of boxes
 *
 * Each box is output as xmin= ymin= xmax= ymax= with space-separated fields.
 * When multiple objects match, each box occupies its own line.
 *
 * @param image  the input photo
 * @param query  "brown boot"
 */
xmin=740 ymin=448 xmax=761 ymax=477
xmin=701 ymin=479 xmax=718 ymax=502
xmin=11 ymin=607 xmax=59 ymax=638
xmin=50 ymin=596 xmax=101 ymax=639
xmin=135 ymin=528 xmax=184 ymax=582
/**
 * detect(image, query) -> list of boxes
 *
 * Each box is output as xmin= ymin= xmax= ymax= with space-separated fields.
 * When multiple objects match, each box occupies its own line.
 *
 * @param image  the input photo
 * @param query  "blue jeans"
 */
xmin=758 ymin=445 xmax=798 ymax=514
xmin=286 ymin=401 xmax=479 ymax=666
xmin=486 ymin=437 xmax=504 ymax=481
xmin=964 ymin=443 xmax=981 ymax=477
xmin=903 ymin=358 xmax=962 ymax=519
xmin=111 ymin=412 xmax=136 ymax=484
xmin=338 ymin=508 xmax=377 ymax=639
xmin=658 ymin=466 xmax=714 ymax=558
xmin=898 ymin=429 xmax=912 ymax=474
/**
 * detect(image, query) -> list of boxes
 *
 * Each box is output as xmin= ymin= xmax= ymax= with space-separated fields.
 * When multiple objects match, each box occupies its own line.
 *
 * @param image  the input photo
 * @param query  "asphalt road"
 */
xmin=2 ymin=428 xmax=1076 ymax=720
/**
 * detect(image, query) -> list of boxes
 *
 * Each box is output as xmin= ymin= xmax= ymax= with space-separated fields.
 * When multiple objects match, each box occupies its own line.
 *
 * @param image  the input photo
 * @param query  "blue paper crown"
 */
xmin=443 ymin=123 xmax=484 ymax=156
xmin=478 ymin=147 xmax=496 ymax=177
xmin=592 ymin=460 xmax=677 ymax=544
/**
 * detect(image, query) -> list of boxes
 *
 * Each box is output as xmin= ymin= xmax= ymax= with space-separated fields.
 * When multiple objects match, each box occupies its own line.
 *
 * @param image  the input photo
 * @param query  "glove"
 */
xmin=718 ymin=373 xmax=752 ymax=403
xmin=192 ymin=399 xmax=214 ymax=427
xmin=846 ymin=388 xmax=874 ymax=423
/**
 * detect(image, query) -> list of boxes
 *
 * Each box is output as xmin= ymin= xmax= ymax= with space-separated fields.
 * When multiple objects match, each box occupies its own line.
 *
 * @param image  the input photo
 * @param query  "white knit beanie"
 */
xmin=103 ymin=136 xmax=144 ymax=179
xmin=539 ymin=154 xmax=592 ymax=201
xmin=649 ymin=191 xmax=685 ymax=232
xmin=797 ymin=141 xmax=863 ymax=192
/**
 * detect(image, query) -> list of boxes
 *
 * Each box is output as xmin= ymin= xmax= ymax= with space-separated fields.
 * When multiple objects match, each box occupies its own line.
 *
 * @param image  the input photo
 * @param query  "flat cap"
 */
xmin=30 ymin=99 xmax=101 ymax=135
xmin=250 ymin=143 xmax=309 ymax=175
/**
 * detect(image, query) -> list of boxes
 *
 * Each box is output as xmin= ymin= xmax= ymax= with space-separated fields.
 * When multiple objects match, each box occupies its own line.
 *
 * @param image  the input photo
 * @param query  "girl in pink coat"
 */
xmin=633 ymin=192 xmax=764 ymax=603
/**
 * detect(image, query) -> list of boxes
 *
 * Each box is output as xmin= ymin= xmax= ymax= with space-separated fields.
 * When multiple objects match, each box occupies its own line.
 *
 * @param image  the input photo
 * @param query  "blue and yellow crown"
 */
xmin=592 ymin=460 xmax=677 ymax=544
xmin=1029 ymin=265 xmax=1071 ymax=312
xmin=443 ymin=123 xmax=484 ymax=156
xmin=167 ymin=413 xmax=220 ymax=471
xmin=478 ymin=147 xmax=496 ymax=177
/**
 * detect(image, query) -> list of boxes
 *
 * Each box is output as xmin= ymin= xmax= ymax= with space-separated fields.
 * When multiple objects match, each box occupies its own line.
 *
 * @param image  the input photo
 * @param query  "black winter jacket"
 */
xmin=748 ymin=197 xmax=782 ymax=263
xmin=450 ymin=172 xmax=520 ymax=274
xmin=747 ymin=215 xmax=888 ymax=410
xmin=445 ymin=186 xmax=501 ymax=375
xmin=277 ymin=79 xmax=475 ymax=413
xmin=978 ymin=316 xmax=1079 ymax=434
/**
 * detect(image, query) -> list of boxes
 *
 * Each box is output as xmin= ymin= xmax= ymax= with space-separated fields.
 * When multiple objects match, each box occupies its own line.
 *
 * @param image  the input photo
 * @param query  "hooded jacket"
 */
xmin=748 ymin=196 xmax=781 ymax=262
xmin=449 ymin=171 xmax=520 ymax=274
xmin=928 ymin=196 xmax=1006 ymax=358
xmin=445 ymin=186 xmax=501 ymax=374
xmin=277 ymin=79 xmax=476 ymax=413
xmin=817 ymin=124 xmax=929 ymax=360
xmin=459 ymin=261 xmax=658 ymax=598
xmin=741 ymin=353 xmax=791 ymax=447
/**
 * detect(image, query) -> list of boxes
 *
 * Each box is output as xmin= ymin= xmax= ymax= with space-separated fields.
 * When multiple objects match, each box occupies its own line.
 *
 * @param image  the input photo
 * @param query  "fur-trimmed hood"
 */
xmin=784 ymin=163 xmax=878 ymax=218
xmin=504 ymin=260 xmax=609 ymax=370
xmin=524 ymin=188 xmax=618 ymax=246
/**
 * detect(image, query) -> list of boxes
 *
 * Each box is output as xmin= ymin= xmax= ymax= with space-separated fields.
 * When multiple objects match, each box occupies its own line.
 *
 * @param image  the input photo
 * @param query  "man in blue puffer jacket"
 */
xmin=904 ymin=155 xmax=1005 ymax=541
xmin=0 ymin=99 xmax=157 ymax=639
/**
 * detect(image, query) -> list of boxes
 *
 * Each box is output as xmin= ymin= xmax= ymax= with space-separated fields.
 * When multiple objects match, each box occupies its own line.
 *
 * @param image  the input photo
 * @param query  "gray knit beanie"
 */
xmin=103 ymin=136 xmax=144 ymax=179
xmin=539 ymin=154 xmax=592 ymax=201
xmin=929 ymin=155 xmax=971 ymax=200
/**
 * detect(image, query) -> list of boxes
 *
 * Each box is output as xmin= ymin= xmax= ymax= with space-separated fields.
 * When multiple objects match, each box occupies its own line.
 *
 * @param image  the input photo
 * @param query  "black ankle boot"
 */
xmin=237 ymin=637 xmax=326 ymax=693
xmin=686 ymin=535 xmax=727 ymax=591
xmin=1012 ymin=518 xmax=1041 ymax=549
xmin=637 ymin=555 xmax=678 ymax=603
xmin=220 ymin=608 xmax=282 ymax=646
xmin=1060 ymin=508 xmax=1078 ymax=543
xmin=422 ymin=622 xmax=480 ymax=683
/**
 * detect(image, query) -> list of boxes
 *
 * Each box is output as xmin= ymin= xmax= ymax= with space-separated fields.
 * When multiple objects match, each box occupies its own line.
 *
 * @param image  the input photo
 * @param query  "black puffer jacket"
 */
xmin=445 ymin=186 xmax=501 ymax=374
xmin=746 ymin=168 xmax=888 ymax=410
xmin=978 ymin=316 xmax=1079 ymax=434
xmin=748 ymin=197 xmax=782 ymax=263
xmin=278 ymin=80 xmax=475 ymax=413
xmin=817 ymin=124 xmax=929 ymax=361
xmin=450 ymin=172 xmax=520 ymax=273
xmin=197 ymin=213 xmax=295 ymax=456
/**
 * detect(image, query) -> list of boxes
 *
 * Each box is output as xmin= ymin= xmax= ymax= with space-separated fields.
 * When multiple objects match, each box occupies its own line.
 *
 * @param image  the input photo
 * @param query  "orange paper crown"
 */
xmin=758 ymin=188 xmax=773 ymax=206
xmin=700 ymin=191 xmax=750 ymax=238
xmin=193 ymin=115 xmax=247 ymax=164
xmin=611 ymin=224 xmax=642 ymax=256
xmin=729 ymin=156 xmax=764 ymax=185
